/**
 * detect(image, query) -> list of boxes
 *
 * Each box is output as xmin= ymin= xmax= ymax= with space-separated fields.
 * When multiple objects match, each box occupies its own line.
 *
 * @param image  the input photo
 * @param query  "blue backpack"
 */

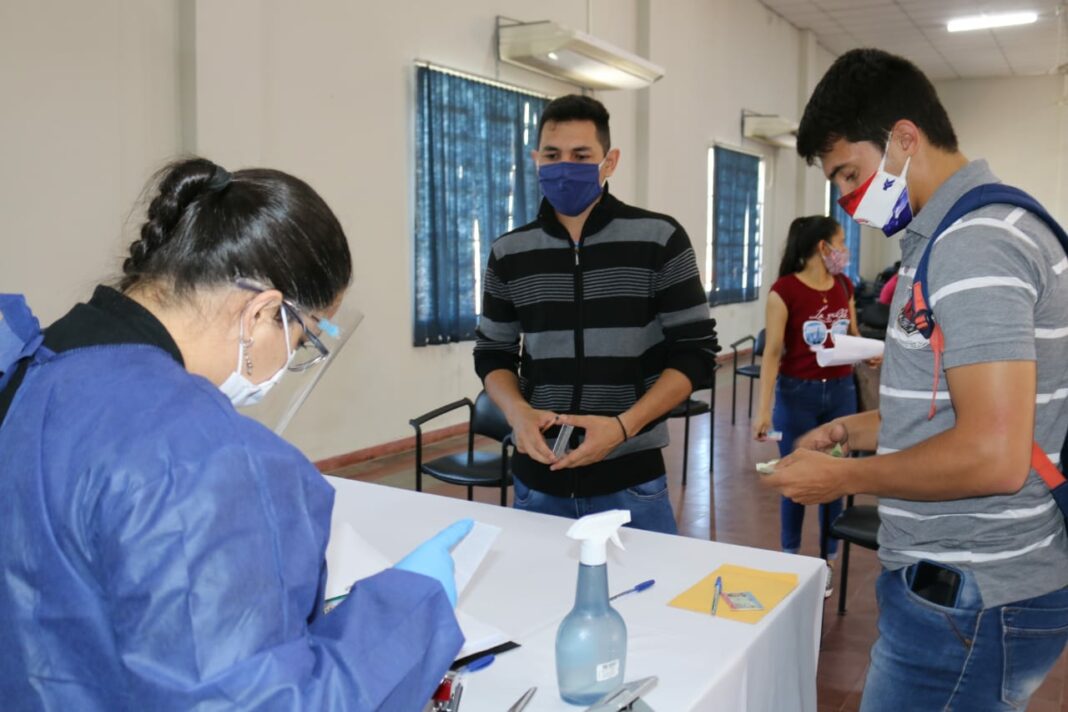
xmin=903 ymin=184 xmax=1068 ymax=518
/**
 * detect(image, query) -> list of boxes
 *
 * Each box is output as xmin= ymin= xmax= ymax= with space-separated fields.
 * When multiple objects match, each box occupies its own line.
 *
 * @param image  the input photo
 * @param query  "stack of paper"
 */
xmin=814 ymin=333 xmax=884 ymax=367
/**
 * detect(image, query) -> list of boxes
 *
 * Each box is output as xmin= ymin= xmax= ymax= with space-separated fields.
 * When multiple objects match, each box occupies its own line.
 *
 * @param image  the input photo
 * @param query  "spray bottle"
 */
xmin=555 ymin=509 xmax=631 ymax=705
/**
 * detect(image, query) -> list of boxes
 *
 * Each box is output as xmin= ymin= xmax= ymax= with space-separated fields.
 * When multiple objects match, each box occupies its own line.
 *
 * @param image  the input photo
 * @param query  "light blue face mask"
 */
xmin=537 ymin=160 xmax=606 ymax=217
xmin=219 ymin=306 xmax=294 ymax=407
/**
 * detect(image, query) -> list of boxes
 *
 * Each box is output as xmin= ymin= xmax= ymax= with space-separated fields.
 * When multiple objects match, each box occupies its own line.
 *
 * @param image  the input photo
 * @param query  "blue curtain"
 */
xmin=413 ymin=66 xmax=547 ymax=346
xmin=710 ymin=146 xmax=762 ymax=306
xmin=828 ymin=183 xmax=862 ymax=284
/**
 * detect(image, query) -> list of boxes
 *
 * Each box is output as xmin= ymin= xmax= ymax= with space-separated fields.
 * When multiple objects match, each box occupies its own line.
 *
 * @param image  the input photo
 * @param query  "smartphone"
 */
xmin=908 ymin=560 xmax=962 ymax=607
xmin=552 ymin=423 xmax=574 ymax=458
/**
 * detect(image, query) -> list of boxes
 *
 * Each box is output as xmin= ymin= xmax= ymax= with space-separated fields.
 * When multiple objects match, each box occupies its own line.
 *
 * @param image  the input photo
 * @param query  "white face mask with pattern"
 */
xmin=218 ymin=306 xmax=294 ymax=407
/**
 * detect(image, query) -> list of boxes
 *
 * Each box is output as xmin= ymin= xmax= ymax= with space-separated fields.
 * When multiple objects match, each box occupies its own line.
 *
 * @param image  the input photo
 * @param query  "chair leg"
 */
xmin=747 ymin=377 xmax=755 ymax=419
xmin=708 ymin=392 xmax=715 ymax=474
xmin=838 ymin=540 xmax=852 ymax=615
xmin=731 ymin=370 xmax=738 ymax=425
xmin=500 ymin=482 xmax=507 ymax=507
xmin=682 ymin=411 xmax=691 ymax=487
xmin=467 ymin=485 xmax=474 ymax=501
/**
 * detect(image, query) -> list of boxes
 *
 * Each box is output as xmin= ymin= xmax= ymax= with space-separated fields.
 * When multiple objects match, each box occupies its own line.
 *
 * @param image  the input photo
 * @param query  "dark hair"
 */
xmin=537 ymin=95 xmax=611 ymax=153
xmin=779 ymin=216 xmax=840 ymax=279
xmin=121 ymin=157 xmax=352 ymax=310
xmin=796 ymin=49 xmax=958 ymax=165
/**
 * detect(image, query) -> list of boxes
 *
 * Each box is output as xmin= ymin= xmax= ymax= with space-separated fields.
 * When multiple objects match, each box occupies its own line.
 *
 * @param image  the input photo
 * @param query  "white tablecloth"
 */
xmin=326 ymin=477 xmax=825 ymax=711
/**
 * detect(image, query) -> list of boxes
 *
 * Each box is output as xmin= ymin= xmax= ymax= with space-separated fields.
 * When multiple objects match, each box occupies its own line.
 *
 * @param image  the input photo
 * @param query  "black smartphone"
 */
xmin=909 ymin=560 xmax=962 ymax=607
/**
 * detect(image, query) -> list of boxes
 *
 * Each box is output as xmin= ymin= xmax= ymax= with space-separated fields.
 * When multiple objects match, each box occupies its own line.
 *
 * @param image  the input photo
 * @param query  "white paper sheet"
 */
xmin=814 ymin=333 xmax=884 ymax=367
xmin=454 ymin=609 xmax=509 ymax=658
xmin=323 ymin=520 xmax=500 ymax=601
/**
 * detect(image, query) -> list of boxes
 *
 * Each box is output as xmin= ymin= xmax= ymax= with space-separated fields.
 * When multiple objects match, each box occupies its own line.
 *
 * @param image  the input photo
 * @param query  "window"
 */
xmin=827 ymin=183 xmax=862 ymax=284
xmin=413 ymin=65 xmax=548 ymax=346
xmin=706 ymin=146 xmax=764 ymax=306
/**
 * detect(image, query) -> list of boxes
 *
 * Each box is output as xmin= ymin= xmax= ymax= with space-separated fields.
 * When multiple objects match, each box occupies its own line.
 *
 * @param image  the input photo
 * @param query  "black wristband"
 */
xmin=615 ymin=415 xmax=629 ymax=442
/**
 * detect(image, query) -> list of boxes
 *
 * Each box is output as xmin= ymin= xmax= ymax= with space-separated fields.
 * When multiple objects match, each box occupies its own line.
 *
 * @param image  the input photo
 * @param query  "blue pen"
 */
xmin=711 ymin=576 xmax=723 ymax=616
xmin=609 ymin=579 xmax=655 ymax=601
xmin=462 ymin=654 xmax=495 ymax=673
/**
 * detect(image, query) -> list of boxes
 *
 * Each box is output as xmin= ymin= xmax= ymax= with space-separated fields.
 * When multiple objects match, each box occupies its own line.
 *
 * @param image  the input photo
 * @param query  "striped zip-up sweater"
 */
xmin=474 ymin=190 xmax=719 ymax=497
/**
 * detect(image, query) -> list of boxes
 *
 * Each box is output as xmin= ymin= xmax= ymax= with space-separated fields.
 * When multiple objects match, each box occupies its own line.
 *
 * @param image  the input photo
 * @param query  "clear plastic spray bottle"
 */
xmin=555 ymin=509 xmax=631 ymax=704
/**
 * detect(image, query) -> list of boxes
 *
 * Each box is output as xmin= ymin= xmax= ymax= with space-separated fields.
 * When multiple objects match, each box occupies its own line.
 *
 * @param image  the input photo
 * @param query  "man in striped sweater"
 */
xmin=766 ymin=49 xmax=1068 ymax=710
xmin=474 ymin=95 xmax=719 ymax=534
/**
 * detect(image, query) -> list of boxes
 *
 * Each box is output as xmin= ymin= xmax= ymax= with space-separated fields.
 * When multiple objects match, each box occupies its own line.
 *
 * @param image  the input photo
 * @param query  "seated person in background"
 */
xmin=0 ymin=158 xmax=470 ymax=711
xmin=878 ymin=262 xmax=901 ymax=305
xmin=753 ymin=215 xmax=858 ymax=597
xmin=474 ymin=95 xmax=719 ymax=533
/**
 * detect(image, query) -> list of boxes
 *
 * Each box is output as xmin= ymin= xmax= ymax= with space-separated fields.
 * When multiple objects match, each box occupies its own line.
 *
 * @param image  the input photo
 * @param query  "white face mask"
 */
xmin=219 ymin=306 xmax=294 ymax=407
xmin=837 ymin=149 xmax=914 ymax=237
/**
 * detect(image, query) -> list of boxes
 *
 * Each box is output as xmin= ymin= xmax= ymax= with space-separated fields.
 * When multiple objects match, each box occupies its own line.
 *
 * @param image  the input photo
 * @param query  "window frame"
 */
xmin=706 ymin=142 xmax=766 ymax=307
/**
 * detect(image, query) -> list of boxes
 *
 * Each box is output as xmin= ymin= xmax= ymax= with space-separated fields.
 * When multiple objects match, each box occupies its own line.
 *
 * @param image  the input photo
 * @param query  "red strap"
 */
xmin=1032 ymin=440 xmax=1066 ymax=489
xmin=927 ymin=325 xmax=945 ymax=421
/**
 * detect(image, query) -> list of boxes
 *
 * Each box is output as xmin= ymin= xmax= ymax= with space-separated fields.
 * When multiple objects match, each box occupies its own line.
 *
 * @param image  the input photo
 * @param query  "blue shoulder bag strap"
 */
xmin=904 ymin=184 xmax=1068 ymax=517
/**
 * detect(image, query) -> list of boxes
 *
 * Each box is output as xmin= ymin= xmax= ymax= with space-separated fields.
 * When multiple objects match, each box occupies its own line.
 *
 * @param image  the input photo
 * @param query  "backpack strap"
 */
xmin=904 ymin=184 xmax=1068 ymax=497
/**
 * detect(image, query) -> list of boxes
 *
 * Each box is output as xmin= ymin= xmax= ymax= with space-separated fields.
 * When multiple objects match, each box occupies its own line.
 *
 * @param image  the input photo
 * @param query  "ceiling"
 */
xmin=760 ymin=0 xmax=1067 ymax=79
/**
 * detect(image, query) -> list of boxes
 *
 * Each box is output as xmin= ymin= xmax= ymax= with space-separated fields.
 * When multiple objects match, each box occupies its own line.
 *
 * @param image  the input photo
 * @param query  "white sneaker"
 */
xmin=824 ymin=563 xmax=834 ymax=599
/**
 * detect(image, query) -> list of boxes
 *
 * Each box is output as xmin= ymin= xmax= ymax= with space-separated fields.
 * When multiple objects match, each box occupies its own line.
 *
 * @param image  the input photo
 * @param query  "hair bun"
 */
xmin=123 ymin=158 xmax=227 ymax=279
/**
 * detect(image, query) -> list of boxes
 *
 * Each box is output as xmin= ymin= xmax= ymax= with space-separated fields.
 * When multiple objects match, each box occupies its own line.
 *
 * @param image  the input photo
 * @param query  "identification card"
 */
xmin=721 ymin=591 xmax=763 ymax=611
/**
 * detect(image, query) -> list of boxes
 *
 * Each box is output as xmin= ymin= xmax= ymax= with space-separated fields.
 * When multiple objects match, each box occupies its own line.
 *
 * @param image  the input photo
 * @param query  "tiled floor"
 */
xmin=326 ymin=367 xmax=1068 ymax=711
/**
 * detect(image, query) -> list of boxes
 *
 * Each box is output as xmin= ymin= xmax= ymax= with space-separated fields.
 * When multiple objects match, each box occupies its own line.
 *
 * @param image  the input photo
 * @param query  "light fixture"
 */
xmin=947 ymin=11 xmax=1038 ymax=33
xmin=741 ymin=113 xmax=798 ymax=149
xmin=498 ymin=19 xmax=664 ymax=90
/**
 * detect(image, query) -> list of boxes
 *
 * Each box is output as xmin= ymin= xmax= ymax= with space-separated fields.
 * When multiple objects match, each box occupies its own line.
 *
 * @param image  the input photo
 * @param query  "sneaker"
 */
xmin=824 ymin=563 xmax=834 ymax=599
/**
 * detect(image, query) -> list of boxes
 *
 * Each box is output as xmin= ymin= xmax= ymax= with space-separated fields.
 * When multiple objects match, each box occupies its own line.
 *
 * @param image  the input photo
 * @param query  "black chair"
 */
xmin=729 ymin=329 xmax=765 ymax=425
xmin=828 ymin=493 xmax=880 ymax=615
xmin=858 ymin=302 xmax=890 ymax=341
xmin=669 ymin=363 xmax=721 ymax=486
xmin=409 ymin=391 xmax=513 ymax=505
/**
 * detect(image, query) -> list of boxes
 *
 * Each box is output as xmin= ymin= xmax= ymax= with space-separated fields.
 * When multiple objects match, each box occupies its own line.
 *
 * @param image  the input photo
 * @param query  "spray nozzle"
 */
xmin=566 ymin=509 xmax=631 ymax=566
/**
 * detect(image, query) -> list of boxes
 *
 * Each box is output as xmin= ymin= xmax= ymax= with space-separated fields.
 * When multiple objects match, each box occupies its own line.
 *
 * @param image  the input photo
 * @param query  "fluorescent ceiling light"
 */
xmin=499 ymin=20 xmax=664 ymax=90
xmin=947 ymin=11 xmax=1038 ymax=33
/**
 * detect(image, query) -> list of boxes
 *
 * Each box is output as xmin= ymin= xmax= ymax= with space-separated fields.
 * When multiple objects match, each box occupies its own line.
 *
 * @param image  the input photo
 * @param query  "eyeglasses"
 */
xmin=279 ymin=300 xmax=331 ymax=372
xmin=235 ymin=279 xmax=336 ymax=373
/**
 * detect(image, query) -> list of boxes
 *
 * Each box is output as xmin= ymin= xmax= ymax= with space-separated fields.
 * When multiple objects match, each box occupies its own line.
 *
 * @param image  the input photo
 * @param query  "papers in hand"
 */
xmin=323 ymin=520 xmax=506 ymax=656
xmin=324 ymin=520 xmax=501 ymax=601
xmin=814 ymin=333 xmax=884 ymax=368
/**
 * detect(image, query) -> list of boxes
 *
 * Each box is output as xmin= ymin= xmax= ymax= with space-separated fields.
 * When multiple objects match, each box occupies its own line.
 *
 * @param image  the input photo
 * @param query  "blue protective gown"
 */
xmin=0 ymin=293 xmax=463 ymax=710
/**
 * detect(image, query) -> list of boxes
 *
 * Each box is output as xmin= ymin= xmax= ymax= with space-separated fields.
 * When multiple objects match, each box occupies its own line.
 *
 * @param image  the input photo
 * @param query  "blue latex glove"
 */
xmin=394 ymin=519 xmax=474 ymax=607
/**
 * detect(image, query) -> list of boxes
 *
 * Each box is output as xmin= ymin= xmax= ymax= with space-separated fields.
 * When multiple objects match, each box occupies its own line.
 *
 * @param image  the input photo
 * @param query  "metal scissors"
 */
xmin=507 ymin=686 xmax=537 ymax=712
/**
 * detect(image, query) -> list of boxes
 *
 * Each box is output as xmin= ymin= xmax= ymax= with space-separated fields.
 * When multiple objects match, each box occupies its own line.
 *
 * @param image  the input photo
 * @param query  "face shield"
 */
xmin=236 ymin=280 xmax=363 ymax=435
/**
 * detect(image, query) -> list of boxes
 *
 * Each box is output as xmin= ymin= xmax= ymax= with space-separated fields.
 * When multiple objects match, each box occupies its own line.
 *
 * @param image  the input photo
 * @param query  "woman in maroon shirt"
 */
xmin=754 ymin=216 xmax=858 ymax=597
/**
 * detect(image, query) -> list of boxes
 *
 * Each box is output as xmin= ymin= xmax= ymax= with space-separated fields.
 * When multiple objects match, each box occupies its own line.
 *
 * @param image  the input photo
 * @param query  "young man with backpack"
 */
xmin=764 ymin=48 xmax=1068 ymax=710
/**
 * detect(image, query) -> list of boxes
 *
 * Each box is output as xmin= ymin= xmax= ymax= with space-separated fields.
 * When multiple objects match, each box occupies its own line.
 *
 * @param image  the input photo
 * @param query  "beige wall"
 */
xmin=0 ymin=0 xmax=184 ymax=323
xmin=2 ymin=0 xmax=882 ymax=461
xmin=936 ymin=75 xmax=1068 ymax=224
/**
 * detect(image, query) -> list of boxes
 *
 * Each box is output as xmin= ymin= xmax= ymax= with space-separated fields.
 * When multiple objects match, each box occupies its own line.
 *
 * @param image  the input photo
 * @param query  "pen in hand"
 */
xmin=609 ymin=579 xmax=655 ymax=601
xmin=711 ymin=576 xmax=723 ymax=617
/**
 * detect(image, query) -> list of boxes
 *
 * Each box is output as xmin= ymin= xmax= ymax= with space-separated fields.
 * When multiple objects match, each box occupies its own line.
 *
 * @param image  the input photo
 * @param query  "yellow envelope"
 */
xmin=668 ymin=564 xmax=799 ymax=624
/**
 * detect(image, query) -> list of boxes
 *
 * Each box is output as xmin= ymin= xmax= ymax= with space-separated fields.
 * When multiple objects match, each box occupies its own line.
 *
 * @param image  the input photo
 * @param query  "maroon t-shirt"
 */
xmin=770 ymin=273 xmax=854 ymax=380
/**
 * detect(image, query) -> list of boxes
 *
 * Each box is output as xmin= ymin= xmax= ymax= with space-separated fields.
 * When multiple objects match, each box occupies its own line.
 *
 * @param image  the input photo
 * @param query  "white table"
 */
xmin=327 ymin=477 xmax=825 ymax=711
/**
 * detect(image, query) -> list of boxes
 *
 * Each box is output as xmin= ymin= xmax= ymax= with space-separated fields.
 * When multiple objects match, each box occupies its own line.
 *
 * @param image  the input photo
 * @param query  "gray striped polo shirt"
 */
xmin=877 ymin=160 xmax=1068 ymax=607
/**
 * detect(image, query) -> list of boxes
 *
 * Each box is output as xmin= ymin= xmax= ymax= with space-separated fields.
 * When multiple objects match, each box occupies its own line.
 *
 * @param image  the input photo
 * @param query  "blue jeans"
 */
xmin=772 ymin=374 xmax=857 ymax=557
xmin=861 ymin=564 xmax=1068 ymax=711
xmin=512 ymin=475 xmax=678 ymax=534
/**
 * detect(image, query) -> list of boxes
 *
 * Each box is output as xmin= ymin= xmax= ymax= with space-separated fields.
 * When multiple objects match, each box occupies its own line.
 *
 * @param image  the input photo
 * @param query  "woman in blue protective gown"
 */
xmin=0 ymin=158 xmax=470 ymax=711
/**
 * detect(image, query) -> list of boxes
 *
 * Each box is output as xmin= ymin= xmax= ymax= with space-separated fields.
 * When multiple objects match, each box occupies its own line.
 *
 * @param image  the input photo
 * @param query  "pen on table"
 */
xmin=609 ymin=579 xmax=655 ymax=601
xmin=461 ymin=654 xmax=495 ymax=673
xmin=711 ymin=576 xmax=723 ymax=617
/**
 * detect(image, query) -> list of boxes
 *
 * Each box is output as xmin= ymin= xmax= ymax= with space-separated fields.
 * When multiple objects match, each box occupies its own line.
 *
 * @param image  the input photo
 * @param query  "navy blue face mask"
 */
xmin=537 ymin=160 xmax=606 ymax=217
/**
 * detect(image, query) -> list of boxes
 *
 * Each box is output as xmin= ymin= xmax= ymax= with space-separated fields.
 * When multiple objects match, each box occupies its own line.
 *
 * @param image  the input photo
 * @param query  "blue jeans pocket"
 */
xmin=1001 ymin=603 xmax=1068 ymax=707
xmin=513 ymin=477 xmax=533 ymax=507
xmin=625 ymin=477 xmax=669 ymax=500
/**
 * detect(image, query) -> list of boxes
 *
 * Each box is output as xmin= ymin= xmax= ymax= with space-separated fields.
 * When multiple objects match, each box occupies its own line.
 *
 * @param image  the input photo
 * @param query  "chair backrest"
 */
xmin=753 ymin=329 xmax=766 ymax=357
xmin=472 ymin=390 xmax=512 ymax=442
